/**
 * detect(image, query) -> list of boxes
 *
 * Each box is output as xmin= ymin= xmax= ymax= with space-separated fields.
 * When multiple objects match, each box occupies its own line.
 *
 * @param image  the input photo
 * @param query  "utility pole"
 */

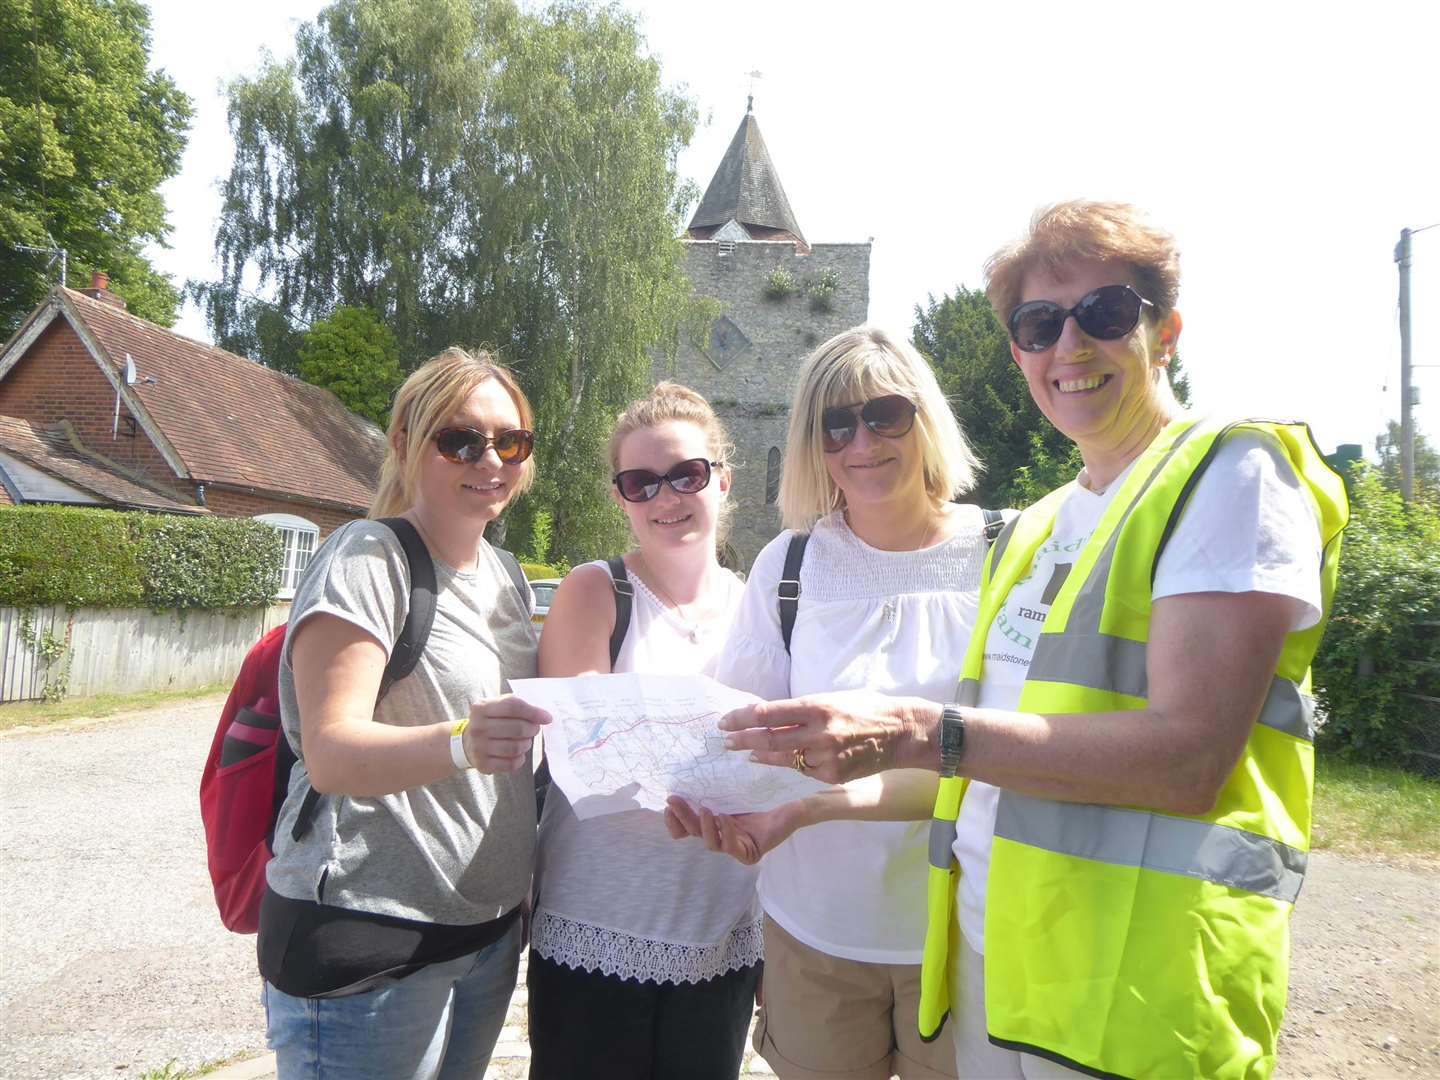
xmin=1396 ymin=228 xmax=1413 ymax=501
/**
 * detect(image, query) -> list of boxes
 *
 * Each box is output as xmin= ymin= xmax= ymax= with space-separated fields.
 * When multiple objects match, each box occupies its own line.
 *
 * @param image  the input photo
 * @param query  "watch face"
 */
xmin=704 ymin=315 xmax=751 ymax=369
xmin=940 ymin=707 xmax=965 ymax=765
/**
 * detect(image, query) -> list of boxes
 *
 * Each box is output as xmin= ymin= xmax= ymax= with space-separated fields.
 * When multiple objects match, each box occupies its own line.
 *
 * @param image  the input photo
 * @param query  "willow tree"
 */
xmin=197 ymin=0 xmax=699 ymax=562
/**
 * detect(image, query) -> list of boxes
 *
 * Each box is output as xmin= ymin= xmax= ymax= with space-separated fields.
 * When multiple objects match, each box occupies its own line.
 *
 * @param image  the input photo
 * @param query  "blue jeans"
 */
xmin=263 ymin=920 xmax=521 ymax=1079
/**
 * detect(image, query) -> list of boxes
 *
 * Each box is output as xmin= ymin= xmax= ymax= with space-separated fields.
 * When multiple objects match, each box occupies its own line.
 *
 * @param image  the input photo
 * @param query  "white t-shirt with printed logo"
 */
xmin=952 ymin=431 xmax=1325 ymax=954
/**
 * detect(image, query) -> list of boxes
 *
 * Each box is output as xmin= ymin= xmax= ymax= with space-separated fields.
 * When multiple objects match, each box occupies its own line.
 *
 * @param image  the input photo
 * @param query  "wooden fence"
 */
xmin=0 ymin=604 xmax=289 ymax=704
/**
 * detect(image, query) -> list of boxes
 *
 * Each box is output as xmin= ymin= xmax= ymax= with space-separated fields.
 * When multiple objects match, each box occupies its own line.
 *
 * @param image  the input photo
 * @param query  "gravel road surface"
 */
xmin=1 ymin=696 xmax=1435 ymax=1079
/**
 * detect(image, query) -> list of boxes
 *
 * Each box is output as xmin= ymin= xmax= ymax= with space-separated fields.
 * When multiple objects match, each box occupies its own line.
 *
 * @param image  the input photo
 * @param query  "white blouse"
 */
xmin=531 ymin=561 xmax=763 ymax=984
xmin=716 ymin=507 xmax=992 ymax=964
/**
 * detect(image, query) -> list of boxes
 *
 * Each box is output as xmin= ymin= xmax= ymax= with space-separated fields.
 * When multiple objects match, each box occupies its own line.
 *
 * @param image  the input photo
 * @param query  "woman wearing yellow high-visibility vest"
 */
xmin=667 ymin=201 xmax=1348 ymax=1079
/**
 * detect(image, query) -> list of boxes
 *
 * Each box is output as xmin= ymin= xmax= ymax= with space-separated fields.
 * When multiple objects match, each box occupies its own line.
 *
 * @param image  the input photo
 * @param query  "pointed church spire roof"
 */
xmin=687 ymin=104 xmax=806 ymax=247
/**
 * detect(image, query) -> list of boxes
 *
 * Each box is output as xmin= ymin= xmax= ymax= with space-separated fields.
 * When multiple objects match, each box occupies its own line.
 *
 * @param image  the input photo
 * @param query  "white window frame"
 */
xmin=254 ymin=513 xmax=320 ymax=600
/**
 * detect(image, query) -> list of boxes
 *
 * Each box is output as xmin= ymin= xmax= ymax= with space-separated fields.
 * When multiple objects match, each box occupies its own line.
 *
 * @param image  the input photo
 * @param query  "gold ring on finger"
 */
xmin=792 ymin=748 xmax=813 ymax=773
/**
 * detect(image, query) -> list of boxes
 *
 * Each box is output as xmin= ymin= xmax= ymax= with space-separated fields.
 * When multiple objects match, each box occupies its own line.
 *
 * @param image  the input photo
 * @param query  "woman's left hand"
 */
xmin=663 ymin=796 xmax=803 ymax=865
xmin=719 ymin=691 xmax=935 ymax=784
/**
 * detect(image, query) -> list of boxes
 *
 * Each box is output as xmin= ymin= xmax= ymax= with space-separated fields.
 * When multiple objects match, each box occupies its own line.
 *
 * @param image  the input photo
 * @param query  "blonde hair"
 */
xmin=608 ymin=381 xmax=735 ymax=543
xmin=984 ymin=200 xmax=1181 ymax=325
xmin=369 ymin=347 xmax=536 ymax=518
xmin=777 ymin=326 xmax=980 ymax=531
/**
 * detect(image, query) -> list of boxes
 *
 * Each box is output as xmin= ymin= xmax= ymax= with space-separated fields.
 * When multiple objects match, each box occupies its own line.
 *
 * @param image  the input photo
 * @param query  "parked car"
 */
xmin=529 ymin=578 xmax=561 ymax=625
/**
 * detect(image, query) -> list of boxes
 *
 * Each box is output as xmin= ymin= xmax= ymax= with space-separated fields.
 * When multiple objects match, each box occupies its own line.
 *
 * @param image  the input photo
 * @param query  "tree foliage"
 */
xmin=0 ymin=0 xmax=191 ymax=336
xmin=913 ymin=286 xmax=1195 ymax=509
xmin=196 ymin=0 xmax=699 ymax=563
xmin=1375 ymin=419 xmax=1440 ymax=506
xmin=297 ymin=306 xmax=403 ymax=427
xmin=1313 ymin=465 xmax=1440 ymax=770
xmin=912 ymin=287 xmax=1079 ymax=508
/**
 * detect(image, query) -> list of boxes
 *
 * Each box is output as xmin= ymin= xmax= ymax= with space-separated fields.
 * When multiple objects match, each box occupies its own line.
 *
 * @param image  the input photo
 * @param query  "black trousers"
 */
xmin=526 ymin=951 xmax=760 ymax=1080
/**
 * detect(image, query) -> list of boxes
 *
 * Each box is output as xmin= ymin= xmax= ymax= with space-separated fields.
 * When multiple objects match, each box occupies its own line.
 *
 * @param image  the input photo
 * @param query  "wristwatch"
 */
xmin=938 ymin=704 xmax=966 ymax=778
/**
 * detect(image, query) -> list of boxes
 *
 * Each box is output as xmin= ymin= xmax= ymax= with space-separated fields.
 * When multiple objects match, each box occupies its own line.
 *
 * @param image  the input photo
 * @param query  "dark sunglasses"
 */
xmin=1007 ymin=284 xmax=1155 ymax=353
xmin=434 ymin=427 xmax=535 ymax=465
xmin=820 ymin=394 xmax=918 ymax=453
xmin=613 ymin=457 xmax=721 ymax=503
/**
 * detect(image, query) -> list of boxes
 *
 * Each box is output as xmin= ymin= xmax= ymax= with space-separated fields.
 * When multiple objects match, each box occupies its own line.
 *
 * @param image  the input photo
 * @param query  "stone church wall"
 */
xmin=654 ymin=240 xmax=871 ymax=568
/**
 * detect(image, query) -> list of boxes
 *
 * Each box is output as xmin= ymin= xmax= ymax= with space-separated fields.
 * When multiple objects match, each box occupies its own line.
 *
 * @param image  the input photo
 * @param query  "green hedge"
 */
xmin=520 ymin=562 xmax=563 ymax=580
xmin=0 ymin=505 xmax=283 ymax=609
xmin=1313 ymin=468 xmax=1440 ymax=769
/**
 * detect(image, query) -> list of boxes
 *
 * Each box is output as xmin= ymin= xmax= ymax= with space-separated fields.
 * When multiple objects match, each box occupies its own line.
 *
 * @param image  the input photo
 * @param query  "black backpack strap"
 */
xmin=491 ymin=546 xmax=531 ymax=612
xmin=981 ymin=508 xmax=1004 ymax=547
xmin=292 ymin=517 xmax=438 ymax=843
xmin=376 ymin=517 xmax=439 ymax=696
xmin=606 ymin=557 xmax=633 ymax=669
xmin=778 ymin=533 xmax=809 ymax=656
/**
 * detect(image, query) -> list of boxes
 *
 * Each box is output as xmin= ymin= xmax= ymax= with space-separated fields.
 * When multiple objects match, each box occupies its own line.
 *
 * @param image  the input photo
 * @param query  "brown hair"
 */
xmin=984 ymin=200 xmax=1181 ymax=325
xmin=607 ymin=381 xmax=734 ymax=473
xmin=369 ymin=347 xmax=536 ymax=518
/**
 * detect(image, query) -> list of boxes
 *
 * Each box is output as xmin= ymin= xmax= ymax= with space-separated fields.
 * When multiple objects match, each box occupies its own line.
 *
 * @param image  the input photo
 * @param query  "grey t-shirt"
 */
xmin=267 ymin=519 xmax=538 ymax=925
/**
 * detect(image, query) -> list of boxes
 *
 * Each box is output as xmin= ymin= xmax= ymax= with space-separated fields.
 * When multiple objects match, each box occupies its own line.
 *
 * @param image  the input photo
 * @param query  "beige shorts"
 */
xmin=753 ymin=915 xmax=957 ymax=1080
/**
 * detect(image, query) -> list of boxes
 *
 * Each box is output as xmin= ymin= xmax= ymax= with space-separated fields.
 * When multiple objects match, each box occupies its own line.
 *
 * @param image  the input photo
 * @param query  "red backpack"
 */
xmin=199 ymin=519 xmax=534 ymax=933
xmin=198 ymin=518 xmax=440 ymax=933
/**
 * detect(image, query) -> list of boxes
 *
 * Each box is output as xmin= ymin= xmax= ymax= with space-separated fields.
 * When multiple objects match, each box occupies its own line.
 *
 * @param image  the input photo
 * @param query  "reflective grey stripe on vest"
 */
xmin=955 ymin=677 xmax=981 ymax=708
xmin=1028 ymin=633 xmax=1313 ymax=743
xmin=1029 ymin=633 xmax=1148 ymax=698
xmin=988 ymin=514 xmax=1020 ymax=576
xmin=994 ymin=791 xmax=1308 ymax=903
xmin=1260 ymin=678 xmax=1316 ymax=741
xmin=1063 ymin=421 xmax=1207 ymax=635
xmin=928 ymin=816 xmax=958 ymax=870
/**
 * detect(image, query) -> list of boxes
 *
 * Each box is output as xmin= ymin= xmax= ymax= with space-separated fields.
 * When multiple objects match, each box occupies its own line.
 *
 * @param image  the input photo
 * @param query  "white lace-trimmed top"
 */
xmin=716 ymin=507 xmax=992 ymax=964
xmin=531 ymin=560 xmax=762 ymax=985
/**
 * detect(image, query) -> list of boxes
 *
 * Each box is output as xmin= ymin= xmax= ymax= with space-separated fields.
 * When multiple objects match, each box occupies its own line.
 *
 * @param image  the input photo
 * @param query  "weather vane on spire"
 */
xmin=746 ymin=70 xmax=763 ymax=113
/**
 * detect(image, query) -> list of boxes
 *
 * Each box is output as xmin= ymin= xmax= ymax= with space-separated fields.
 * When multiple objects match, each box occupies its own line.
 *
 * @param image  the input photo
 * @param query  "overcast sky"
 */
xmin=142 ymin=0 xmax=1439 ymax=455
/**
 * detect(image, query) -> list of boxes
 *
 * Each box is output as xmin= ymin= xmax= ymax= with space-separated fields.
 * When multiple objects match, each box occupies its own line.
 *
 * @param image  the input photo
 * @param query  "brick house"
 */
xmin=0 ymin=276 xmax=386 ymax=596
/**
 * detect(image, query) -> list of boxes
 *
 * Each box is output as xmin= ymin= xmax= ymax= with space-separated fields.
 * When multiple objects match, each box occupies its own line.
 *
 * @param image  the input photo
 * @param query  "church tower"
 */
xmin=661 ymin=101 xmax=871 ymax=567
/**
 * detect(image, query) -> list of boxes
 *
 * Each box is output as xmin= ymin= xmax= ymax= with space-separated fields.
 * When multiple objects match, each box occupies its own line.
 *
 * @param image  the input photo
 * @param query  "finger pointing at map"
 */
xmin=509 ymin=673 xmax=825 ymax=819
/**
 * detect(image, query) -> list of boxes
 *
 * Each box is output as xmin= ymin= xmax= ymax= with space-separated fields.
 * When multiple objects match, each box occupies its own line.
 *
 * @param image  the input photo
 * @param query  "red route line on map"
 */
xmin=571 ymin=712 xmax=714 ymax=756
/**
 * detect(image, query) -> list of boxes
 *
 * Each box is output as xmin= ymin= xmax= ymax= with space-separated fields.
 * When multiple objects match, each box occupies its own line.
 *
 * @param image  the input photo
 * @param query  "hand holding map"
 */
xmin=509 ymin=673 xmax=827 ymax=820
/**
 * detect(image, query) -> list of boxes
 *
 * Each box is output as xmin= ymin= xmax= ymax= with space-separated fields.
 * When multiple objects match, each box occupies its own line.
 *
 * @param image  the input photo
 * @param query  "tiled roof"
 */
xmin=0 ymin=415 xmax=205 ymax=514
xmin=687 ymin=109 xmax=806 ymax=246
xmin=58 ymin=289 xmax=386 ymax=511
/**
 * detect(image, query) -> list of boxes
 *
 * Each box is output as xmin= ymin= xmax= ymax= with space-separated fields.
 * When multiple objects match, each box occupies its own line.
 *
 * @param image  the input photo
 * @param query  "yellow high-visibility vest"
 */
xmin=917 ymin=416 xmax=1348 ymax=1079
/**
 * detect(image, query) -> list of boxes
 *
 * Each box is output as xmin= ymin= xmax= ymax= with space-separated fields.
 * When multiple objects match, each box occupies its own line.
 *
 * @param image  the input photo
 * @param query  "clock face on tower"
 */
xmin=704 ymin=315 xmax=751 ymax=369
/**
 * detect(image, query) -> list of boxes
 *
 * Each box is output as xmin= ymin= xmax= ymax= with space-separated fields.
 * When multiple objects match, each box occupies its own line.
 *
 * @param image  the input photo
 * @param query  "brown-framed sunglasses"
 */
xmin=433 ymin=427 xmax=535 ymax=465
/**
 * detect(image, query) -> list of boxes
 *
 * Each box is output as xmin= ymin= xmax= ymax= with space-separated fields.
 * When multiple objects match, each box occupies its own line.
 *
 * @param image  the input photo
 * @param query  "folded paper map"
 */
xmin=510 ymin=673 xmax=826 ymax=820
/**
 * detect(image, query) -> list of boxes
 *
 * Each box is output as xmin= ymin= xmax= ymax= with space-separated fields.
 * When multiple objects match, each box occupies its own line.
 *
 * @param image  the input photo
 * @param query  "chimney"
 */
xmin=83 ymin=270 xmax=127 ymax=310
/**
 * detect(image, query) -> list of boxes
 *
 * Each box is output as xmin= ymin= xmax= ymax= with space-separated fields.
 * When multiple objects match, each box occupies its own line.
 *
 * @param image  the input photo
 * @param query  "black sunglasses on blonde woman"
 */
xmin=613 ymin=457 xmax=721 ymax=503
xmin=434 ymin=427 xmax=535 ymax=465
xmin=820 ymin=394 xmax=918 ymax=453
xmin=1006 ymin=283 xmax=1154 ymax=353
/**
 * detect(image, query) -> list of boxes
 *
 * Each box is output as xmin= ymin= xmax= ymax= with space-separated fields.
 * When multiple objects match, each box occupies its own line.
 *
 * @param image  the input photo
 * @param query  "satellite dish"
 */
xmin=123 ymin=353 xmax=136 ymax=386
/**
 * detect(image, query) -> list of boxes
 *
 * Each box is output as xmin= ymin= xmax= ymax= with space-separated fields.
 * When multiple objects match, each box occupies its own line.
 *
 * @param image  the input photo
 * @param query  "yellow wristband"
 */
xmin=449 ymin=717 xmax=473 ymax=771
